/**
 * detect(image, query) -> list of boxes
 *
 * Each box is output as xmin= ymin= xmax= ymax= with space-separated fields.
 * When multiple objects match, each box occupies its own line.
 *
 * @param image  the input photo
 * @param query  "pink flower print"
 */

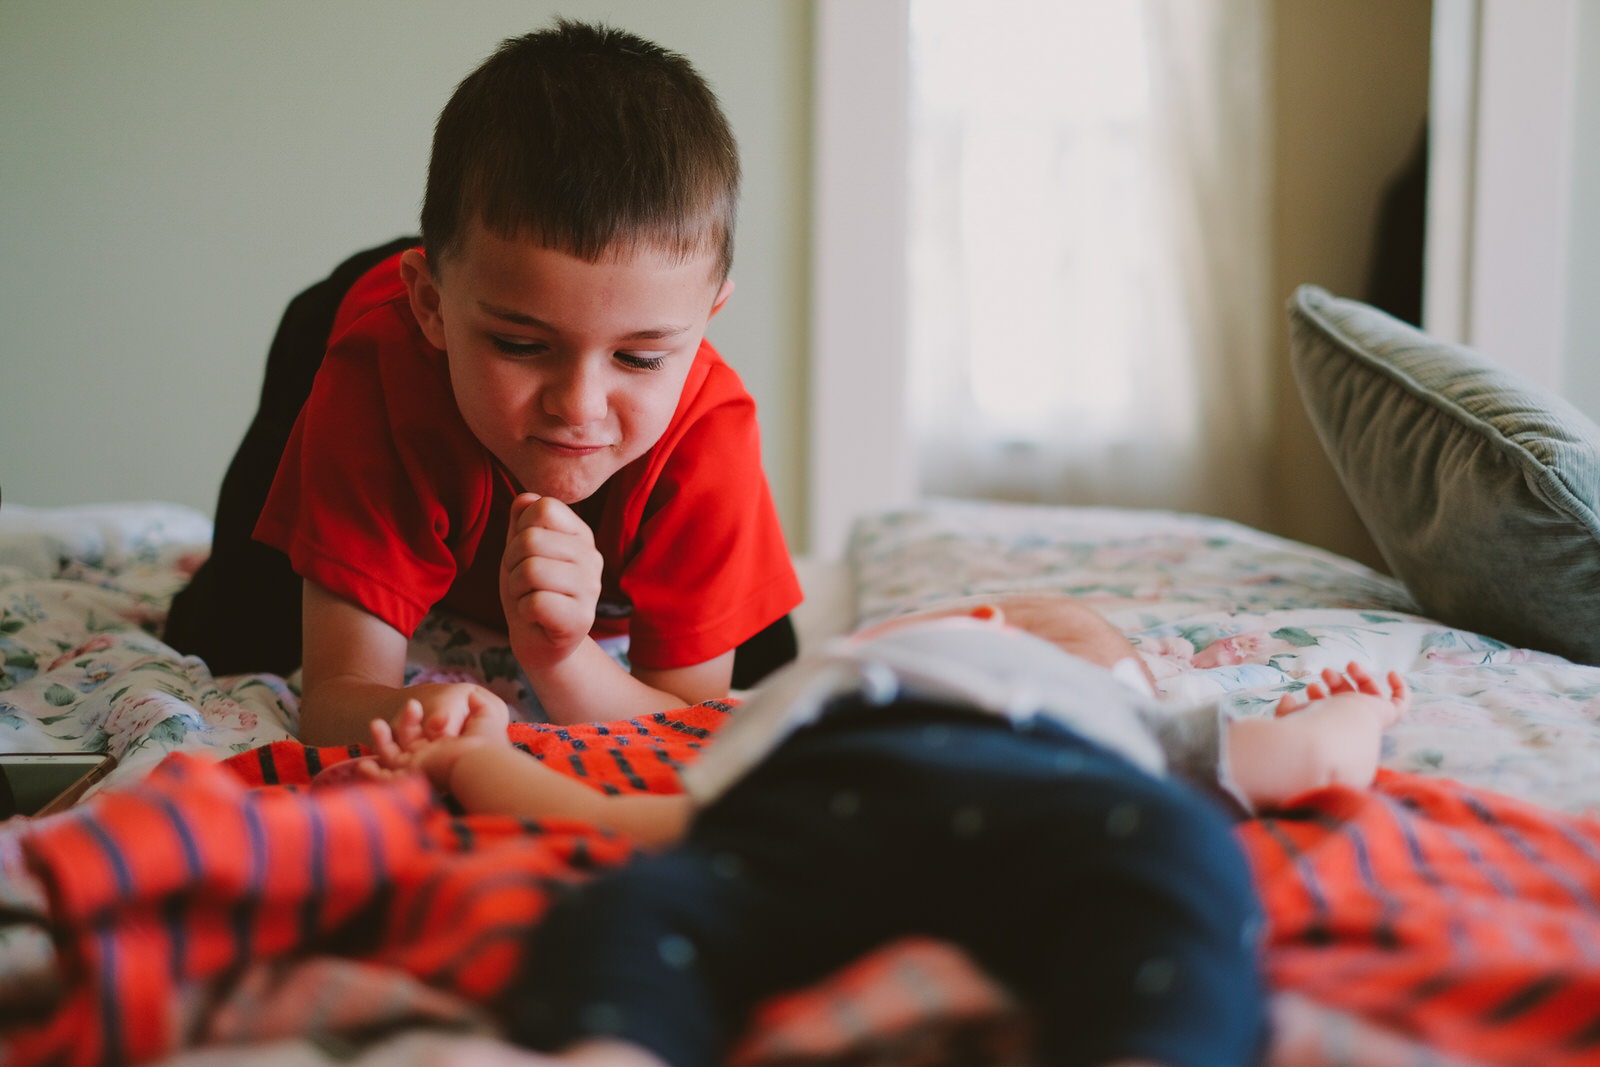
xmin=47 ymin=635 xmax=117 ymax=673
xmin=199 ymin=698 xmax=260 ymax=732
xmin=1191 ymin=631 xmax=1295 ymax=669
xmin=103 ymin=695 xmax=174 ymax=743
xmin=1134 ymin=635 xmax=1196 ymax=681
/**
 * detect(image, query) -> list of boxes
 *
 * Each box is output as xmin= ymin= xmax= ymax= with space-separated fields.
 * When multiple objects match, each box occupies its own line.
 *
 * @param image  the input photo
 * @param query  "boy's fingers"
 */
xmin=394 ymin=699 xmax=426 ymax=748
xmin=370 ymin=718 xmax=403 ymax=763
xmin=508 ymin=492 xmax=544 ymax=532
xmin=507 ymin=555 xmax=592 ymax=599
xmin=423 ymin=705 xmax=462 ymax=739
xmin=512 ymin=494 xmax=588 ymax=537
xmin=466 ymin=688 xmax=505 ymax=724
xmin=526 ymin=588 xmax=595 ymax=638
xmin=1273 ymin=694 xmax=1303 ymax=718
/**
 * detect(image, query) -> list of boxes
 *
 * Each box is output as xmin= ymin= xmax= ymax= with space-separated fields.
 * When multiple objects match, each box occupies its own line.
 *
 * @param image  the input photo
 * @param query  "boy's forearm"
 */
xmin=525 ymin=638 xmax=706 ymax=725
xmin=299 ymin=678 xmax=410 ymax=747
xmin=444 ymin=741 xmax=692 ymax=848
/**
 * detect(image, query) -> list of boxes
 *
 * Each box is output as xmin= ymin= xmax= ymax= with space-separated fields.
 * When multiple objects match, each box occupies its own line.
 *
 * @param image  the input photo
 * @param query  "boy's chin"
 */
xmin=513 ymin=466 xmax=613 ymax=506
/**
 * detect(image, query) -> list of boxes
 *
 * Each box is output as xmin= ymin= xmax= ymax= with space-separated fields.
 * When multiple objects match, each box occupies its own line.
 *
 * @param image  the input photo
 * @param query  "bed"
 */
xmin=3 ymin=487 xmax=1600 ymax=1067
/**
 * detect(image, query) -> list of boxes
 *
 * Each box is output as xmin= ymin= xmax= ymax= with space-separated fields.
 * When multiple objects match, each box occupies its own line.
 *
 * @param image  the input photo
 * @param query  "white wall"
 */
xmin=0 ymin=1 xmax=812 ymax=547
xmin=1566 ymin=0 xmax=1600 ymax=418
xmin=1426 ymin=0 xmax=1600 ymax=419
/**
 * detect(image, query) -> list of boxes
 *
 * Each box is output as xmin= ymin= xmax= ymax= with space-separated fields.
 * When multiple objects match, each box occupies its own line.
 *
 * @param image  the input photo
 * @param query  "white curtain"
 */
xmin=907 ymin=0 xmax=1273 ymax=529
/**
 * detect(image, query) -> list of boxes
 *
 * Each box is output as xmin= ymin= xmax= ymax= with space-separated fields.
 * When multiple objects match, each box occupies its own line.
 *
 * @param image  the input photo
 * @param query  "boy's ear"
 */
xmin=708 ymin=278 xmax=735 ymax=320
xmin=399 ymin=249 xmax=449 ymax=350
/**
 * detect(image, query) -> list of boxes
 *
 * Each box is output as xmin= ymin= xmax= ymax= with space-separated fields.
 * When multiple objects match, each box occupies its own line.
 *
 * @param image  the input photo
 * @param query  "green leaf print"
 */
xmin=44 ymin=683 xmax=78 ymax=707
xmin=4 ymin=649 xmax=38 ymax=672
xmin=148 ymin=716 xmax=191 ymax=746
xmin=1269 ymin=627 xmax=1320 ymax=648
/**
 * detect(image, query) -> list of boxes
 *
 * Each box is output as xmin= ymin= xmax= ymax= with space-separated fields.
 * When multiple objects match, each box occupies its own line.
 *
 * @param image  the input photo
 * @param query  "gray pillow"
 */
xmin=1289 ymin=284 xmax=1600 ymax=665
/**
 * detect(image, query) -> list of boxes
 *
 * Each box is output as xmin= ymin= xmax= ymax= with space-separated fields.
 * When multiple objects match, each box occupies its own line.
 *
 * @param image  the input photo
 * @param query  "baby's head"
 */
xmin=399 ymin=21 xmax=742 ymax=505
xmin=856 ymin=593 xmax=1156 ymax=687
xmin=421 ymin=19 xmax=739 ymax=280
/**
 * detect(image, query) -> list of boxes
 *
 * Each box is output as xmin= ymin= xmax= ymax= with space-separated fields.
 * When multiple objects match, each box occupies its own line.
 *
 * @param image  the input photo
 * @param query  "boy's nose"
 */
xmin=543 ymin=361 xmax=610 ymax=426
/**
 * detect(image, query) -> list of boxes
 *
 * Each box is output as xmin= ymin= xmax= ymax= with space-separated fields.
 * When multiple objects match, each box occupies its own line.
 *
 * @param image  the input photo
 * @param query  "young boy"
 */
xmin=170 ymin=21 xmax=801 ymax=744
xmin=365 ymin=593 xmax=1409 ymax=1067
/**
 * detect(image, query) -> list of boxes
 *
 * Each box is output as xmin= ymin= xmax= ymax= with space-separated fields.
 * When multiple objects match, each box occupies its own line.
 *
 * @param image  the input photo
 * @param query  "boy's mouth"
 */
xmin=535 ymin=437 xmax=609 ymax=457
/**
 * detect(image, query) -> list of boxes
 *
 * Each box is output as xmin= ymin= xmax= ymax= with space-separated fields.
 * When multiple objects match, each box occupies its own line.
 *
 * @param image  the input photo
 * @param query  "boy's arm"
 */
xmin=502 ymin=494 xmax=735 ymax=724
xmin=532 ymin=643 xmax=735 ymax=725
xmin=299 ymin=579 xmax=509 ymax=746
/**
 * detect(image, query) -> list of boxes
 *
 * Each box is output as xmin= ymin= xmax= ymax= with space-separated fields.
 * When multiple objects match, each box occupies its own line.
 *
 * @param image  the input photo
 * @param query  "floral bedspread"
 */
xmin=850 ymin=498 xmax=1600 ymax=815
xmin=0 ymin=503 xmax=553 ymax=796
xmin=6 ymin=495 xmax=1600 ymax=817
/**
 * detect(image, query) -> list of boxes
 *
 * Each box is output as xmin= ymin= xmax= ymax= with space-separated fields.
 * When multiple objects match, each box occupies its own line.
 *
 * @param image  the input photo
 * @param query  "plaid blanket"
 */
xmin=6 ymin=710 xmax=1600 ymax=1066
xmin=4 ymin=707 xmax=727 ymax=1065
xmin=1243 ymin=770 xmax=1600 ymax=1066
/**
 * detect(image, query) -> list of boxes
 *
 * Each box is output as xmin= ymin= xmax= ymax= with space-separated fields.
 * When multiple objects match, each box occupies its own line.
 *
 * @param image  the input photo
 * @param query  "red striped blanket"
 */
xmin=1243 ymin=770 xmax=1600 ymax=1066
xmin=5 ymin=712 xmax=1600 ymax=1066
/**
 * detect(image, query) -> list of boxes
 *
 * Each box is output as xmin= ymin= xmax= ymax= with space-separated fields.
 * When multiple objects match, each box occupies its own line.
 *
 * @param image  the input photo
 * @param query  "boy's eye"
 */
xmin=490 ymin=337 xmax=546 ymax=357
xmin=615 ymin=352 xmax=667 ymax=371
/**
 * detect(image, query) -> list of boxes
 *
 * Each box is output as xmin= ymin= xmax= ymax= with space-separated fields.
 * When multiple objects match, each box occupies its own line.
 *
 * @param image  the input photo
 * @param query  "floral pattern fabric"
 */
xmin=850 ymin=498 xmax=1600 ymax=815
xmin=5 ymin=497 xmax=1600 ymax=819
xmin=0 ymin=504 xmax=557 ymax=796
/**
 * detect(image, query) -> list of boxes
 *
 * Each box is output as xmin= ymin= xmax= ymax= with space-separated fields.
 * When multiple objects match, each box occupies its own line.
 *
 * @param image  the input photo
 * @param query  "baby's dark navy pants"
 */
xmin=508 ymin=698 xmax=1267 ymax=1067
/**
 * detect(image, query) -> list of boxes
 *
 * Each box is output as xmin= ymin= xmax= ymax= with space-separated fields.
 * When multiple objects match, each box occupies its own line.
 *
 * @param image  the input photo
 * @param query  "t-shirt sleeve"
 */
xmin=253 ymin=307 xmax=492 ymax=637
xmin=619 ymin=387 xmax=802 ymax=670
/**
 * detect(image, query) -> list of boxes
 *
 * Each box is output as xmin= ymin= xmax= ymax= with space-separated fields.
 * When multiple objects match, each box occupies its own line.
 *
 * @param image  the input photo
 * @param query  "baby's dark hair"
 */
xmin=421 ymin=20 xmax=740 ymax=280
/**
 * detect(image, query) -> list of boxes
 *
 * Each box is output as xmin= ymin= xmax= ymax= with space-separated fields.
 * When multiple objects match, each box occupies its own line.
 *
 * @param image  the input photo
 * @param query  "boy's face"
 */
xmin=401 ymin=222 xmax=733 ymax=503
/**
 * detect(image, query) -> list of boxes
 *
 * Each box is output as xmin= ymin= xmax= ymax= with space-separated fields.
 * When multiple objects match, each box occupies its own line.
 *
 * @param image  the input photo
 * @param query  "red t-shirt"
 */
xmin=254 ymin=253 xmax=801 ymax=670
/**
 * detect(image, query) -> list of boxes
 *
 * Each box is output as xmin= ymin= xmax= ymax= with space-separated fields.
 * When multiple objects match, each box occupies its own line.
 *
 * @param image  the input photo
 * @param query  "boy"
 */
xmin=365 ymin=593 xmax=1409 ymax=1067
xmin=169 ymin=21 xmax=801 ymax=744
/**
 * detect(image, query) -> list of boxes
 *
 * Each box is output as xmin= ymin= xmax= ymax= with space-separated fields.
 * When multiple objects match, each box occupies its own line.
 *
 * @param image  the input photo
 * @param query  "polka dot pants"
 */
xmin=507 ymin=700 xmax=1267 ymax=1067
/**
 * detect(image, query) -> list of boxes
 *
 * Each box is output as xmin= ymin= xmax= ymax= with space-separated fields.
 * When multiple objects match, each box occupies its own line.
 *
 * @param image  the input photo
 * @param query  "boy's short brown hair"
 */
xmin=421 ymin=20 xmax=741 ymax=280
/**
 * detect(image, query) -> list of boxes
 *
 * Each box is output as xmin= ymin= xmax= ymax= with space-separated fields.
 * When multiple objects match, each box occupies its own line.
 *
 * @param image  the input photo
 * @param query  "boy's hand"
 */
xmin=500 ymin=493 xmax=604 ymax=671
xmin=364 ymin=699 xmax=509 ymax=791
xmin=392 ymin=682 xmax=511 ymax=744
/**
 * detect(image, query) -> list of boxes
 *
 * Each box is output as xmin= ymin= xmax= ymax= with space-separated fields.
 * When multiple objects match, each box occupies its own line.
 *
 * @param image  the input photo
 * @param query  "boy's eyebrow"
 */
xmin=478 ymin=302 xmax=690 ymax=340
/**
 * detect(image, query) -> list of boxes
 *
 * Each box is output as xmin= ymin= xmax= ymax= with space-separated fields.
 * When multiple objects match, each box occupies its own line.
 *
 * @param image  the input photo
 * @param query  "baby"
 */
xmin=367 ymin=593 xmax=1407 ymax=1067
